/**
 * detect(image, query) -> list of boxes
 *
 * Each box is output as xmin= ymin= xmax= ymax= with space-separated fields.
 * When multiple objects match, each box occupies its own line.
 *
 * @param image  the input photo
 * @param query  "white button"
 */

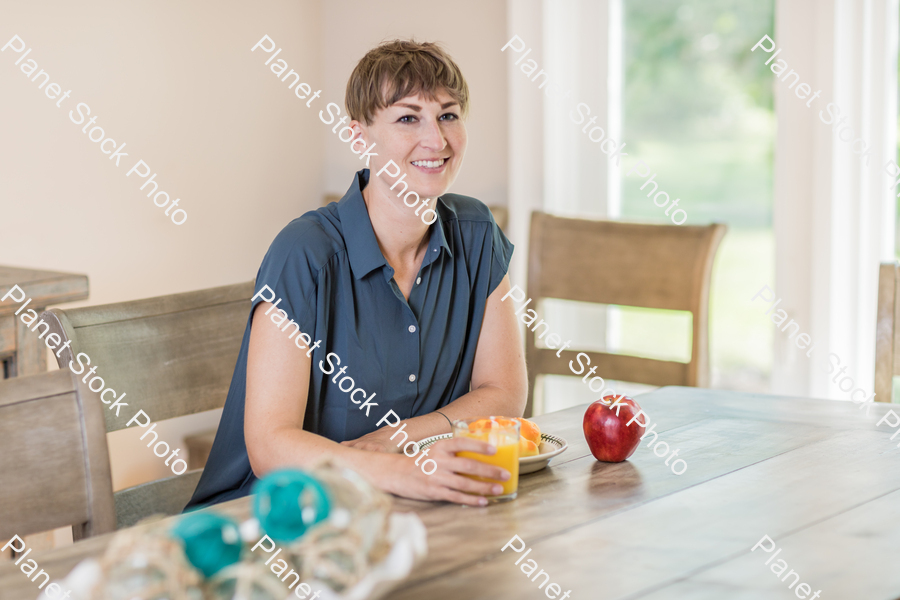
xmin=416 ymin=277 xmax=422 ymax=285
xmin=433 ymin=248 xmax=438 ymax=252
xmin=408 ymin=325 xmax=417 ymax=333
xmin=409 ymin=374 xmax=416 ymax=382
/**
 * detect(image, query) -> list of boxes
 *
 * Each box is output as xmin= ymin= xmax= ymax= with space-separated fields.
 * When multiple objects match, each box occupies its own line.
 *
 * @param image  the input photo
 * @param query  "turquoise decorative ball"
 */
xmin=171 ymin=512 xmax=243 ymax=578
xmin=252 ymin=469 xmax=331 ymax=542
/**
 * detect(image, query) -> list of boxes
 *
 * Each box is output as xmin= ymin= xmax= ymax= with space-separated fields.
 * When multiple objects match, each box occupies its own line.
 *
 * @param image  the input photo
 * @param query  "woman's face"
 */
xmin=356 ymin=89 xmax=467 ymax=202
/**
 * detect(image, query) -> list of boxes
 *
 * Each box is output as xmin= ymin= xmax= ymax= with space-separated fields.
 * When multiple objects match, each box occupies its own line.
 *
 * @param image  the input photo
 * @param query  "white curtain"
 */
xmin=773 ymin=0 xmax=898 ymax=400
xmin=506 ymin=0 xmax=623 ymax=412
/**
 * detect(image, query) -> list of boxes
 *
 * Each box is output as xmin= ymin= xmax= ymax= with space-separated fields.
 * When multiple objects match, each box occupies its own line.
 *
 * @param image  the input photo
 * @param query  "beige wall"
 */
xmin=1 ymin=0 xmax=324 ymax=307
xmin=0 ymin=1 xmax=508 ymax=491
xmin=0 ymin=0 xmax=324 ymax=490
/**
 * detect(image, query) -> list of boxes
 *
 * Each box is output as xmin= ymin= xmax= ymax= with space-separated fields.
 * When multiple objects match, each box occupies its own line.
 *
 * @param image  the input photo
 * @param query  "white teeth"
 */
xmin=412 ymin=159 xmax=445 ymax=168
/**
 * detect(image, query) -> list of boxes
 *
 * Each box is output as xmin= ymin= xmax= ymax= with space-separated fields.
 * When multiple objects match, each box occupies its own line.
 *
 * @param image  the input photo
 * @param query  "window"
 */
xmin=620 ymin=0 xmax=776 ymax=393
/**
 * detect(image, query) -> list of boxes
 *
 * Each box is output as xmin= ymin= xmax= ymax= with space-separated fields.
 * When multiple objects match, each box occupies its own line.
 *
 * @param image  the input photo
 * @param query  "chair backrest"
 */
xmin=42 ymin=280 xmax=255 ymax=431
xmin=488 ymin=205 xmax=508 ymax=231
xmin=0 ymin=369 xmax=115 ymax=541
xmin=525 ymin=212 xmax=726 ymax=415
xmin=875 ymin=261 xmax=900 ymax=403
xmin=40 ymin=279 xmax=255 ymax=527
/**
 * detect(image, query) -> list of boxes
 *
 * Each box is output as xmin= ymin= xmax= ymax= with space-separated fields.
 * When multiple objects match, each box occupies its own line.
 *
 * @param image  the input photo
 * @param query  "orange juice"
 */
xmin=453 ymin=417 xmax=520 ymax=502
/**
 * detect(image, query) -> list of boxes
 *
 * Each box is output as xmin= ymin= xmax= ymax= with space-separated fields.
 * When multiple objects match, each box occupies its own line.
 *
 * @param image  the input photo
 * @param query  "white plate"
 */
xmin=415 ymin=433 xmax=568 ymax=474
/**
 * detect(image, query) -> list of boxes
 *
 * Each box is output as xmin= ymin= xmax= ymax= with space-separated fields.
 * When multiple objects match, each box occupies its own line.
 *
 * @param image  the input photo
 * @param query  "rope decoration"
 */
xmin=88 ymin=459 xmax=394 ymax=599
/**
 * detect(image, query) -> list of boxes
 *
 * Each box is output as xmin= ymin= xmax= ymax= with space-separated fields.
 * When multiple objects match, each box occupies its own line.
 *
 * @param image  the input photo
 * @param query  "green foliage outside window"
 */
xmin=619 ymin=0 xmax=776 ymax=391
xmin=622 ymin=0 xmax=775 ymax=227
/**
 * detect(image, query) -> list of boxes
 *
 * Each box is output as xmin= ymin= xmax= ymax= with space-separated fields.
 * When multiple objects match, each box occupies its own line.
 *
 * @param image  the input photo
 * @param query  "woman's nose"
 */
xmin=420 ymin=118 xmax=447 ymax=151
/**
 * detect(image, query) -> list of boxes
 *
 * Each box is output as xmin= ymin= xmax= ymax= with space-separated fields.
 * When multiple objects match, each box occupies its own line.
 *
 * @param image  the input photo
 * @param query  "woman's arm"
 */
xmin=342 ymin=274 xmax=528 ymax=449
xmin=459 ymin=273 xmax=529 ymax=416
xmin=243 ymin=302 xmax=511 ymax=506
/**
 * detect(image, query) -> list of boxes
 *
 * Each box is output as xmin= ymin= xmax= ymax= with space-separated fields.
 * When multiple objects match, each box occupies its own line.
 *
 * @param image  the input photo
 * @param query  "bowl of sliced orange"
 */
xmin=513 ymin=417 xmax=569 ymax=474
xmin=415 ymin=416 xmax=567 ymax=475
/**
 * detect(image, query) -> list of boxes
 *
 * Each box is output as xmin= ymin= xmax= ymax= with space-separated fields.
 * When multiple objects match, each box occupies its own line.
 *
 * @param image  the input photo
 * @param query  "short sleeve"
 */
xmin=488 ymin=216 xmax=515 ymax=296
xmin=251 ymin=219 xmax=322 ymax=336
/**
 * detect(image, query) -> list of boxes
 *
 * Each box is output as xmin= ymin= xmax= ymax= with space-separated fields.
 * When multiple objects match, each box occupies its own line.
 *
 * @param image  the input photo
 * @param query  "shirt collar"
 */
xmin=338 ymin=170 xmax=387 ymax=280
xmin=338 ymin=169 xmax=453 ymax=281
xmin=420 ymin=198 xmax=453 ymax=269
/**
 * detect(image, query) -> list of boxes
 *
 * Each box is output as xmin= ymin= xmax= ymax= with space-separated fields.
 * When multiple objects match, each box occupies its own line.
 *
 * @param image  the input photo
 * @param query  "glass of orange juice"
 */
xmin=452 ymin=417 xmax=520 ymax=502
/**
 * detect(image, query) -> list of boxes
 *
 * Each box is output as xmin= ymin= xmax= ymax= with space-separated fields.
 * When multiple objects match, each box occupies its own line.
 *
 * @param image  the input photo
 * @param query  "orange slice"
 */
xmin=519 ymin=437 xmax=540 ymax=457
xmin=514 ymin=418 xmax=541 ymax=445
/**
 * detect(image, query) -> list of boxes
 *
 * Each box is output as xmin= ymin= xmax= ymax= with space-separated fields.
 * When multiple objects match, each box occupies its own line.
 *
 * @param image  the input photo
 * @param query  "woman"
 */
xmin=186 ymin=40 xmax=527 ymax=509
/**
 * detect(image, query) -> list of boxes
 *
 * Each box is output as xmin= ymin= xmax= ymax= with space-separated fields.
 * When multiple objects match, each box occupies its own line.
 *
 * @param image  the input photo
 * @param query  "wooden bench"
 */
xmin=41 ymin=280 xmax=255 ymax=528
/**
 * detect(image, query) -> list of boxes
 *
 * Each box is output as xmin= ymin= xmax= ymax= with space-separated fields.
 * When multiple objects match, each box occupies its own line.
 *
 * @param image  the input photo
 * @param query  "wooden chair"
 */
xmin=40 ymin=280 xmax=255 ymax=528
xmin=874 ymin=261 xmax=900 ymax=403
xmin=0 ymin=369 xmax=115 ymax=541
xmin=525 ymin=213 xmax=726 ymax=416
xmin=488 ymin=205 xmax=508 ymax=231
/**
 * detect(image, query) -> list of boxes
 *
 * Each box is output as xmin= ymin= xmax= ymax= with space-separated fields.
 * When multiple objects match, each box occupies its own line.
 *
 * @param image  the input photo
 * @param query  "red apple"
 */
xmin=583 ymin=394 xmax=647 ymax=462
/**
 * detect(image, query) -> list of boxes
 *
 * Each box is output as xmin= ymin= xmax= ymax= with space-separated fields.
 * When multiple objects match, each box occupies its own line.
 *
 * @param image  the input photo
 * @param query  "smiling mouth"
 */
xmin=411 ymin=158 xmax=447 ymax=169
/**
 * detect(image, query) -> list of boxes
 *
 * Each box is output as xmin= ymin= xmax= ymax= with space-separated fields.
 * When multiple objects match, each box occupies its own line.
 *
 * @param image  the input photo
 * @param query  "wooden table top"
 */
xmin=0 ymin=266 xmax=89 ymax=315
xmin=3 ymin=386 xmax=900 ymax=600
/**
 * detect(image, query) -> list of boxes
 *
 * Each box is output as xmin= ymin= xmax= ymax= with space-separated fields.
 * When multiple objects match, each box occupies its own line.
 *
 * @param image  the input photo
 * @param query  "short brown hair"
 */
xmin=346 ymin=40 xmax=469 ymax=125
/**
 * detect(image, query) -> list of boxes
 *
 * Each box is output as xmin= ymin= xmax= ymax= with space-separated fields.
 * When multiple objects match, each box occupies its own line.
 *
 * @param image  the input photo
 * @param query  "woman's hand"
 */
xmin=377 ymin=437 xmax=511 ymax=507
xmin=340 ymin=437 xmax=395 ymax=453
xmin=340 ymin=427 xmax=401 ymax=453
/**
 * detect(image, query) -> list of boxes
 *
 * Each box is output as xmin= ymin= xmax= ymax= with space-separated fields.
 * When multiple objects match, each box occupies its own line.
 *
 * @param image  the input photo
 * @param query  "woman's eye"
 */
xmin=399 ymin=115 xmax=418 ymax=123
xmin=440 ymin=113 xmax=459 ymax=121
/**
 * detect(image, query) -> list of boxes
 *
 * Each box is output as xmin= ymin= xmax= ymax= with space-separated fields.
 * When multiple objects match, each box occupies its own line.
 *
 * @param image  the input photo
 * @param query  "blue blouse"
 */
xmin=186 ymin=169 xmax=514 ymax=508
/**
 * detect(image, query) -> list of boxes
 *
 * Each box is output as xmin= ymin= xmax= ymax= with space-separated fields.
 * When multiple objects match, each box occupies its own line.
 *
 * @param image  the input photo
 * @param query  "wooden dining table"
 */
xmin=3 ymin=386 xmax=900 ymax=599
xmin=0 ymin=265 xmax=89 ymax=378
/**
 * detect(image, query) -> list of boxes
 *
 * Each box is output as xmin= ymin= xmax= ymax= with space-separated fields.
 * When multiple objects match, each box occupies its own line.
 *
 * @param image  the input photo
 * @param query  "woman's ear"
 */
xmin=348 ymin=120 xmax=370 ymax=155
xmin=350 ymin=120 xmax=367 ymax=144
